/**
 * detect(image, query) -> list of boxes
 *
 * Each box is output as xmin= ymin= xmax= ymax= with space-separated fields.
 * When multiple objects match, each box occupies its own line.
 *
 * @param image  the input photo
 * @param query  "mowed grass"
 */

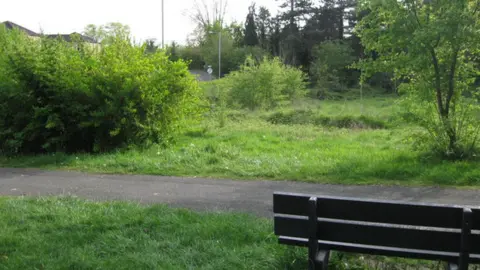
xmin=1 ymin=96 xmax=479 ymax=186
xmin=0 ymin=197 xmax=306 ymax=270
xmin=0 ymin=197 xmax=451 ymax=270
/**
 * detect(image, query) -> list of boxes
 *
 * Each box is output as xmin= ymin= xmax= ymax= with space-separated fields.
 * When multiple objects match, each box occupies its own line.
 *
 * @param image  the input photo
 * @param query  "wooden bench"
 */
xmin=273 ymin=192 xmax=480 ymax=270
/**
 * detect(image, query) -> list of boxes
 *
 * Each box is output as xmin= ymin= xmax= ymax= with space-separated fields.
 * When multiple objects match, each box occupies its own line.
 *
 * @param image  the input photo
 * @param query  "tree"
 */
xmin=82 ymin=22 xmax=131 ymax=44
xmin=188 ymin=0 xmax=227 ymax=30
xmin=310 ymin=40 xmax=356 ymax=98
xmin=269 ymin=18 xmax=282 ymax=57
xmin=356 ymin=0 xmax=480 ymax=159
xmin=230 ymin=22 xmax=244 ymax=47
xmin=201 ymin=23 xmax=237 ymax=76
xmin=277 ymin=0 xmax=313 ymax=66
xmin=244 ymin=4 xmax=259 ymax=46
xmin=257 ymin=6 xmax=272 ymax=50
xmin=145 ymin=39 xmax=158 ymax=54
xmin=186 ymin=0 xmax=228 ymax=45
xmin=167 ymin=41 xmax=179 ymax=61
xmin=83 ymin=24 xmax=102 ymax=42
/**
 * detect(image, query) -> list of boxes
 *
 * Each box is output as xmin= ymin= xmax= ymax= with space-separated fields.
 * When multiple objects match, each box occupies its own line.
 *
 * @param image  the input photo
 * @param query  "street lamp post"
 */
xmin=218 ymin=30 xmax=221 ymax=78
xmin=162 ymin=0 xmax=165 ymax=49
xmin=218 ymin=0 xmax=222 ymax=78
xmin=209 ymin=30 xmax=222 ymax=79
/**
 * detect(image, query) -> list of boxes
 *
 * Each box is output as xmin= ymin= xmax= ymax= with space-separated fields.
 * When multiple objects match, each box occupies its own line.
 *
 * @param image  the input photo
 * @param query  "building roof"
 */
xmin=1 ymin=21 xmax=97 ymax=43
xmin=1 ymin=21 xmax=39 ymax=36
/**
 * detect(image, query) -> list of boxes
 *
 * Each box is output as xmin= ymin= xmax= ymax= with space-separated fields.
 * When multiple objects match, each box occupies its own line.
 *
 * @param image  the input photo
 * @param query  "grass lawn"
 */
xmin=1 ymin=96 xmax=479 ymax=187
xmin=0 ymin=197 xmax=453 ymax=270
xmin=0 ymin=197 xmax=307 ymax=270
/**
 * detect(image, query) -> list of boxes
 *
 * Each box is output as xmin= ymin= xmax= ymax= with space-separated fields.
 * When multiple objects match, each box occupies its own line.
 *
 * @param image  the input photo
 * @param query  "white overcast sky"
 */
xmin=1 ymin=0 xmax=280 ymax=44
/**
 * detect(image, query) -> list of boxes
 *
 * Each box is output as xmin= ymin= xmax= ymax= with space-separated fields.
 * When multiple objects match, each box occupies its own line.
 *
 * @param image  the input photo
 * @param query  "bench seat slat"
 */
xmin=274 ymin=192 xmax=470 ymax=229
xmin=274 ymin=215 xmax=476 ymax=253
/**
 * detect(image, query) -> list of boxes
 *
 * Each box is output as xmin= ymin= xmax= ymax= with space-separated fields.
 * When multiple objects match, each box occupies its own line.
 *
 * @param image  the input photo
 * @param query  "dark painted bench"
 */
xmin=273 ymin=192 xmax=480 ymax=270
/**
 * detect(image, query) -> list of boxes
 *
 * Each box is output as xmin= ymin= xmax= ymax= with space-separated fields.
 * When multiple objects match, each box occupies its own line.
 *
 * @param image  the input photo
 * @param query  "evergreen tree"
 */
xmin=244 ymin=4 xmax=259 ymax=46
xmin=276 ymin=0 xmax=313 ymax=66
xmin=257 ymin=6 xmax=272 ymax=50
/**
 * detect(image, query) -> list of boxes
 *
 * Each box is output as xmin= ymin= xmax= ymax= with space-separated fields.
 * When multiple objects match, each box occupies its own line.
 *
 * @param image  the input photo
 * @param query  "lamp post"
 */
xmin=218 ymin=30 xmax=222 ymax=78
xmin=161 ymin=0 xmax=165 ymax=49
xmin=209 ymin=30 xmax=222 ymax=79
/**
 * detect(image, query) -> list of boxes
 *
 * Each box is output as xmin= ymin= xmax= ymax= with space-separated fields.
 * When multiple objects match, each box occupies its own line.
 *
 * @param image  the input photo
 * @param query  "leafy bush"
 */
xmin=399 ymin=90 xmax=480 ymax=160
xmin=267 ymin=110 xmax=386 ymax=129
xmin=310 ymin=40 xmax=357 ymax=98
xmin=0 ymin=28 xmax=202 ymax=154
xmin=225 ymin=57 xmax=307 ymax=110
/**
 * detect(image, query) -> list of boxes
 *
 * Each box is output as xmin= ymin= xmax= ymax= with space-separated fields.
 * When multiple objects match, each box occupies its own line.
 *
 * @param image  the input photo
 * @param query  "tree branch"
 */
xmin=409 ymin=0 xmax=422 ymax=26
xmin=473 ymin=0 xmax=480 ymax=15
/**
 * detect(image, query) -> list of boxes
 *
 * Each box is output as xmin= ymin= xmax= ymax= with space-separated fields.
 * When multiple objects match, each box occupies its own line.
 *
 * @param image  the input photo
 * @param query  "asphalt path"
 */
xmin=1 ymin=168 xmax=479 ymax=217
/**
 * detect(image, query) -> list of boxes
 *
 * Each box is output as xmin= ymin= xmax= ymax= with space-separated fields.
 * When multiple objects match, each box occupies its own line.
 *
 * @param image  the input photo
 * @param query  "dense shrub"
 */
xmin=267 ymin=109 xmax=386 ymax=129
xmin=224 ymin=57 xmax=307 ymax=110
xmin=310 ymin=40 xmax=358 ymax=99
xmin=0 ymin=28 xmax=202 ymax=154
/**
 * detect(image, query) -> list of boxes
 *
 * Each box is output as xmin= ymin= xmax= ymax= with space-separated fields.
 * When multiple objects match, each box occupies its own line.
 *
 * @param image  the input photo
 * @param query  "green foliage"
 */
xmin=0 ymin=28 xmax=202 ymax=154
xmin=83 ymin=22 xmax=131 ymax=44
xmin=399 ymin=90 xmax=480 ymax=160
xmin=199 ymin=25 xmax=267 ymax=77
xmin=225 ymin=57 xmax=307 ymax=110
xmin=310 ymin=40 xmax=357 ymax=98
xmin=3 ymin=97 xmax=480 ymax=186
xmin=267 ymin=109 xmax=386 ymax=129
xmin=355 ymin=0 xmax=480 ymax=159
xmin=177 ymin=45 xmax=204 ymax=69
xmin=200 ymin=80 xmax=229 ymax=128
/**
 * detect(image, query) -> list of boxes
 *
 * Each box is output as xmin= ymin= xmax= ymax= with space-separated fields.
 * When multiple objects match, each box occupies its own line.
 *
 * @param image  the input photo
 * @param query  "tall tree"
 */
xmin=356 ymin=0 xmax=480 ymax=159
xmin=167 ymin=41 xmax=179 ymax=61
xmin=188 ymin=0 xmax=228 ymax=29
xmin=276 ymin=0 xmax=313 ymax=66
xmin=257 ymin=6 xmax=272 ymax=50
xmin=270 ymin=18 xmax=282 ymax=57
xmin=230 ymin=22 xmax=245 ymax=47
xmin=145 ymin=39 xmax=158 ymax=54
xmin=82 ymin=22 xmax=131 ymax=44
xmin=244 ymin=4 xmax=259 ymax=46
xmin=83 ymin=24 xmax=102 ymax=42
xmin=186 ymin=0 xmax=228 ymax=45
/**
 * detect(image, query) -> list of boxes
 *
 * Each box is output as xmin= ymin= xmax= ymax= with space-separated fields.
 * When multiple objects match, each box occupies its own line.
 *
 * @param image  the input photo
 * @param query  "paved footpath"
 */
xmin=1 ymin=168 xmax=479 ymax=217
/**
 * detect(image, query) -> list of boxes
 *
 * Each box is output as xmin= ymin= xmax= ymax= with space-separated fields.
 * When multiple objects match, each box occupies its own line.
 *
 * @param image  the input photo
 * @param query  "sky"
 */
xmin=1 ymin=0 xmax=280 ymax=45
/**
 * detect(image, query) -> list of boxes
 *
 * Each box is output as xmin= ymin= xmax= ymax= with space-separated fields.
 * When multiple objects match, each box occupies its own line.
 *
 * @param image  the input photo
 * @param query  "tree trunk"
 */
xmin=445 ymin=49 xmax=459 ymax=117
xmin=430 ymin=48 xmax=445 ymax=117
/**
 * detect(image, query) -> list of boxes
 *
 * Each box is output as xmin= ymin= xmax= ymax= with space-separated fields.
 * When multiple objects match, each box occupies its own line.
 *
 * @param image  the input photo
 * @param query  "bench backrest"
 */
xmin=273 ymin=192 xmax=480 ymax=263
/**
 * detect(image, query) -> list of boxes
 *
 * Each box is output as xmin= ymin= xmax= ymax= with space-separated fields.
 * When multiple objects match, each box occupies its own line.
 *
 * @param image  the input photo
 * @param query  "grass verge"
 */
xmin=0 ymin=197 xmax=306 ymax=270
xmin=0 ymin=197 xmax=458 ymax=269
xmin=0 ymin=97 xmax=479 ymax=187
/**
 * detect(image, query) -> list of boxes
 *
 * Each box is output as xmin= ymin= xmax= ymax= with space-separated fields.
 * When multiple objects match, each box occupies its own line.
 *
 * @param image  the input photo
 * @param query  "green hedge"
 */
xmin=267 ymin=110 xmax=386 ymax=129
xmin=0 ymin=27 xmax=202 ymax=154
